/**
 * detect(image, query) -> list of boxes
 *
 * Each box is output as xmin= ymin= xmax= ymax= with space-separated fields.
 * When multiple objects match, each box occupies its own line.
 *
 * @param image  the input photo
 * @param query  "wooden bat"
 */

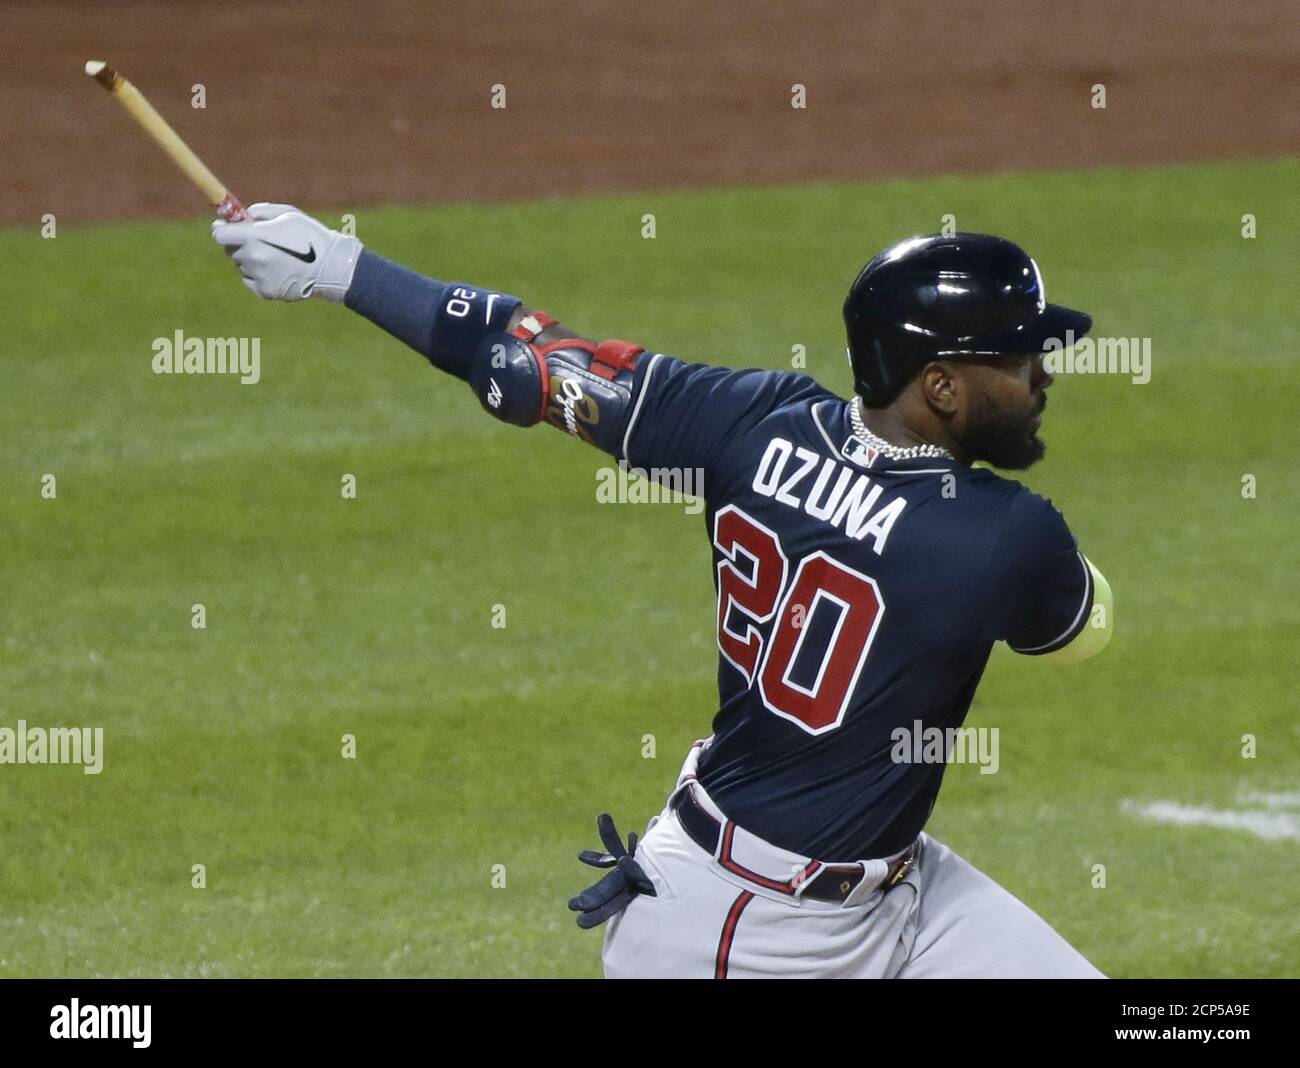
xmin=84 ymin=60 xmax=247 ymax=221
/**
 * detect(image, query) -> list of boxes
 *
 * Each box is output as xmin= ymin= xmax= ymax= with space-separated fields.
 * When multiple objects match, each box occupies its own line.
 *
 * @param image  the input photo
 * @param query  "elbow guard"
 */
xmin=467 ymin=311 xmax=646 ymax=454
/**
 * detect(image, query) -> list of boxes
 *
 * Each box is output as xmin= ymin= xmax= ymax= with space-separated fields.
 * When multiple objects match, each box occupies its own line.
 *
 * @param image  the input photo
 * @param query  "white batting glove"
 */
xmin=211 ymin=203 xmax=362 ymax=302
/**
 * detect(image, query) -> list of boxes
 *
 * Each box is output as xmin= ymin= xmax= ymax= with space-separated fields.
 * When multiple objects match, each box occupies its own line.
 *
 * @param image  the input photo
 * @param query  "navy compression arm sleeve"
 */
xmin=343 ymin=248 xmax=522 ymax=380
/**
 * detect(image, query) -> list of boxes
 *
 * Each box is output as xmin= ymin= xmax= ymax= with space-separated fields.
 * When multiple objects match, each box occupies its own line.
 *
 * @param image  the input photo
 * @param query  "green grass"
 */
xmin=2 ymin=158 xmax=1297 ymax=977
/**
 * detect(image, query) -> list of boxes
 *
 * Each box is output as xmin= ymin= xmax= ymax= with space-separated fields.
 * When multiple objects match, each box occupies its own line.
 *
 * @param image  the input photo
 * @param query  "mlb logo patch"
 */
xmin=842 ymin=438 xmax=878 ymax=468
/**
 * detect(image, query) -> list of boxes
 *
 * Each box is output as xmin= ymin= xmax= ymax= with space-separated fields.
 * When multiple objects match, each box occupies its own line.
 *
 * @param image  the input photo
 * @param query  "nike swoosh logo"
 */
xmin=261 ymin=240 xmax=317 ymax=263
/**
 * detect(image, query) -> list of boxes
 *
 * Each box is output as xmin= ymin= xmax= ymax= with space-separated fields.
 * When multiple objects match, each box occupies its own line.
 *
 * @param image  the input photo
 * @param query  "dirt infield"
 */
xmin=4 ymin=0 xmax=1297 ymax=225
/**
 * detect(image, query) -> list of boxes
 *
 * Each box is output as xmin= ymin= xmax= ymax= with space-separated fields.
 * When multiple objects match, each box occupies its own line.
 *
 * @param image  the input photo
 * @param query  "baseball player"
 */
xmin=212 ymin=208 xmax=1114 ymax=978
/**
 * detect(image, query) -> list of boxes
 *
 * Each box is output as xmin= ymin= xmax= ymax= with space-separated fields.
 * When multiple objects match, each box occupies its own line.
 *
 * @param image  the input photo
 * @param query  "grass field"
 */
xmin=2 ymin=158 xmax=1297 ymax=978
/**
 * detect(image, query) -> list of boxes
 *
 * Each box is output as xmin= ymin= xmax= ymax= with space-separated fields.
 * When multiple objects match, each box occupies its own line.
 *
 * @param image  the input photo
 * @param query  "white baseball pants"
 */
xmin=602 ymin=741 xmax=1104 ymax=979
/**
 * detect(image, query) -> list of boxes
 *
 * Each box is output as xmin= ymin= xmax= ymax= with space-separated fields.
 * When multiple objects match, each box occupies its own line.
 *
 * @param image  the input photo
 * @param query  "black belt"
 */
xmin=671 ymin=785 xmax=917 ymax=904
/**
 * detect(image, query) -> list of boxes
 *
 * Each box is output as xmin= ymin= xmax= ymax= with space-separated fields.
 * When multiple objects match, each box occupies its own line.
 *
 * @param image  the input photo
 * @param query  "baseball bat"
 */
xmin=84 ymin=60 xmax=247 ymax=221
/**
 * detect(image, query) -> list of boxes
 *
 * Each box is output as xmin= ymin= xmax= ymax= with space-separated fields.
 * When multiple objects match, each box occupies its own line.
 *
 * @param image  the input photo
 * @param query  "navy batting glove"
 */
xmin=568 ymin=813 xmax=657 ymax=929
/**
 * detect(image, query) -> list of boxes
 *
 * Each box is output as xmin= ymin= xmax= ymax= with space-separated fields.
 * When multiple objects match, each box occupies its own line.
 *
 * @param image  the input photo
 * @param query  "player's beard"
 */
xmin=958 ymin=390 xmax=1047 ymax=470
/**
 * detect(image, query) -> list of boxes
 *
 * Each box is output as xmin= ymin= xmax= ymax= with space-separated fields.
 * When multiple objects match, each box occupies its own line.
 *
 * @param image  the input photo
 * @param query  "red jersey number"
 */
xmin=713 ymin=505 xmax=884 ymax=735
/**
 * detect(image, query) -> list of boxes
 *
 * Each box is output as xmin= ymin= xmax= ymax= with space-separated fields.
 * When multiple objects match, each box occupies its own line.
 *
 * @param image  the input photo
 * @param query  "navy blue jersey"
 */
xmin=342 ymin=257 xmax=1095 ymax=863
xmin=604 ymin=353 xmax=1092 ymax=861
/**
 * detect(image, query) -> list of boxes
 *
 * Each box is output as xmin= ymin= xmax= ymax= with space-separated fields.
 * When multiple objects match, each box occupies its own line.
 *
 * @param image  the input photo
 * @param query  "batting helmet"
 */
xmin=843 ymin=233 xmax=1092 ymax=406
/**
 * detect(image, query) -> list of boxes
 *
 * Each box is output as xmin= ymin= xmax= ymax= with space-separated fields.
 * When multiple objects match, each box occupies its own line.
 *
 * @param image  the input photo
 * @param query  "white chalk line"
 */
xmin=1122 ymin=799 xmax=1300 ymax=842
xmin=1235 ymin=790 xmax=1300 ymax=809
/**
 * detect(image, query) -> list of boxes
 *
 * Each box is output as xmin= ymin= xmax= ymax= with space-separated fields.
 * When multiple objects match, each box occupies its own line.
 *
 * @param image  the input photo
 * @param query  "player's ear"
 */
xmin=920 ymin=361 xmax=960 ymax=415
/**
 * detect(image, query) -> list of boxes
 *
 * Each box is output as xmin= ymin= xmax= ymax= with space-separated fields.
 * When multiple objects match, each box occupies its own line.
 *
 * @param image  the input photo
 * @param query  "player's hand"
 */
xmin=210 ymin=203 xmax=362 ymax=303
xmin=568 ymin=813 xmax=657 ymax=929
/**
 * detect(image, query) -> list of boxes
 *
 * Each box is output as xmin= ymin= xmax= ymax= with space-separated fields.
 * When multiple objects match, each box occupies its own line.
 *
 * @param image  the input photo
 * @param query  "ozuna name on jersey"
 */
xmin=752 ymin=436 xmax=909 ymax=554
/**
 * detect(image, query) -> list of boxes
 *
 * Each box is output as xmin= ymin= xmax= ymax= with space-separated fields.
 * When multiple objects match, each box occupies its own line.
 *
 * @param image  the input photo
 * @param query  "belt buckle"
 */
xmin=881 ymin=844 xmax=917 ymax=891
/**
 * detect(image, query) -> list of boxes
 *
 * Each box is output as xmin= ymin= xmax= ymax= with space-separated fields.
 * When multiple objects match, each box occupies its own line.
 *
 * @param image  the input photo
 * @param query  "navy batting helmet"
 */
xmin=843 ymin=233 xmax=1092 ymax=407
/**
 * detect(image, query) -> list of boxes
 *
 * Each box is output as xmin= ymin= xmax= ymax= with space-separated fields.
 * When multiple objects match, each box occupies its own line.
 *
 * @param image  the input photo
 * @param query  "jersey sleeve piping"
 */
xmin=1007 ymin=551 xmax=1094 ymax=654
xmin=810 ymin=400 xmax=840 ymax=455
xmin=620 ymin=352 xmax=663 ymax=465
